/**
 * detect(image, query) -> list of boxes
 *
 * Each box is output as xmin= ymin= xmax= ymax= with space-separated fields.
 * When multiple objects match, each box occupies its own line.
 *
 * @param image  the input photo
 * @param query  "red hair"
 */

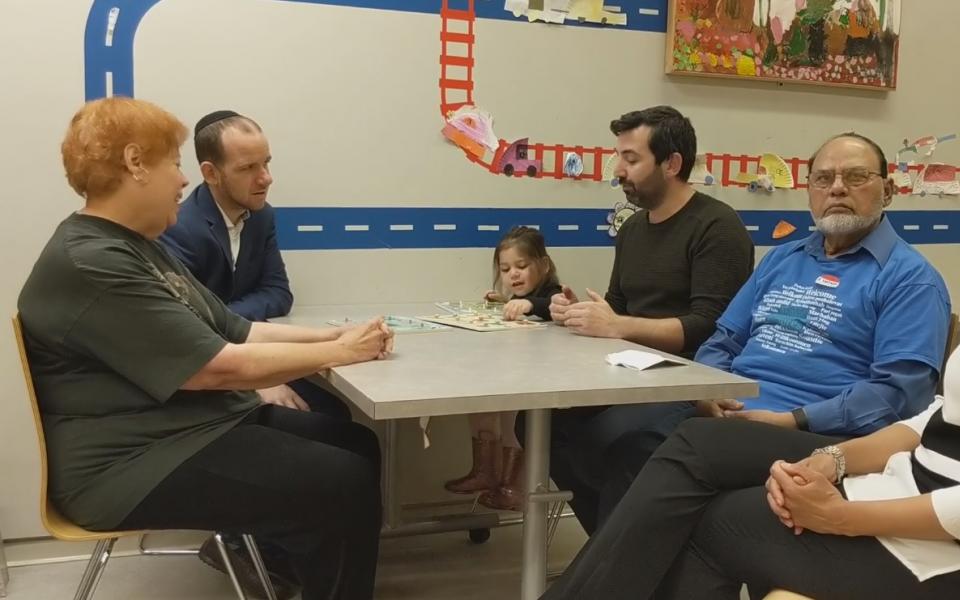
xmin=61 ymin=97 xmax=187 ymax=198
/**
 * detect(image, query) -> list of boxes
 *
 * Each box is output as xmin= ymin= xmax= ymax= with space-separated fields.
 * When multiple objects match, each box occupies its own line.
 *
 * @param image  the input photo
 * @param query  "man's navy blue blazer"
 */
xmin=159 ymin=183 xmax=293 ymax=321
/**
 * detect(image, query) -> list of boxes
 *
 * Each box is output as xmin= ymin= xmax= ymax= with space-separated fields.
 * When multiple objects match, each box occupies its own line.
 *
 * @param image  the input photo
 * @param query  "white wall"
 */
xmin=2 ymin=0 xmax=959 ymax=539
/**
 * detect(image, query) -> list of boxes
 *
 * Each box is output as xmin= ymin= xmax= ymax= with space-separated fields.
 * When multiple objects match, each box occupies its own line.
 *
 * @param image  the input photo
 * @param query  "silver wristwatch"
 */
xmin=812 ymin=445 xmax=846 ymax=482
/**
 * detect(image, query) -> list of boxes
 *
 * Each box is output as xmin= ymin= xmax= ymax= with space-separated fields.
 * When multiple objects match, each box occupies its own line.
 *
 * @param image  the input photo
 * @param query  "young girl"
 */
xmin=444 ymin=226 xmax=562 ymax=511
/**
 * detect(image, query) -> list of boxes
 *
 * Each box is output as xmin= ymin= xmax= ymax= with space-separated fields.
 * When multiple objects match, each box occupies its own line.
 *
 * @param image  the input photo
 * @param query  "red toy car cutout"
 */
xmin=496 ymin=138 xmax=542 ymax=177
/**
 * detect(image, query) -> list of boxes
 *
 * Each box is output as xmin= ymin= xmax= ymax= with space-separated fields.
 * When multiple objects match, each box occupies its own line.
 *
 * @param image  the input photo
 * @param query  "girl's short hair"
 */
xmin=493 ymin=226 xmax=560 ymax=292
xmin=61 ymin=97 xmax=187 ymax=198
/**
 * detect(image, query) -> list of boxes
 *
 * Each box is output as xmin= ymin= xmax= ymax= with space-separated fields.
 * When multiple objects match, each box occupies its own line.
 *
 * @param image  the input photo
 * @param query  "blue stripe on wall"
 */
xmin=84 ymin=0 xmax=668 ymax=99
xmin=285 ymin=0 xmax=668 ymax=31
xmin=275 ymin=208 xmax=960 ymax=250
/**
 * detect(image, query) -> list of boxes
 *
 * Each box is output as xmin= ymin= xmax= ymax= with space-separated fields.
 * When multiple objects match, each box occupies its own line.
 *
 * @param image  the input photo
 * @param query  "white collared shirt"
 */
xmin=214 ymin=202 xmax=250 ymax=268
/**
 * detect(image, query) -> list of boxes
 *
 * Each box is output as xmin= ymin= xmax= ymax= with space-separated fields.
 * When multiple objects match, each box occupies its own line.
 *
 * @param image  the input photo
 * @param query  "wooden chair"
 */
xmin=13 ymin=315 xmax=277 ymax=600
xmin=763 ymin=592 xmax=813 ymax=600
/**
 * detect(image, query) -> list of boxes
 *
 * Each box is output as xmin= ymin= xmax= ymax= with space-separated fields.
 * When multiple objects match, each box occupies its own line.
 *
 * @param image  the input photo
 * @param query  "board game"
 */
xmin=417 ymin=301 xmax=548 ymax=332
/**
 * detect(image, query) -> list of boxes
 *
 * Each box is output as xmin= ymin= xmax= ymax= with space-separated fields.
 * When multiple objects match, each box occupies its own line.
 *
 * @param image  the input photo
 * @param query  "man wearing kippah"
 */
xmin=162 ymin=111 xmax=349 ymax=418
xmin=162 ymin=111 xmax=289 ymax=321
xmin=160 ymin=112 xmax=353 ymax=599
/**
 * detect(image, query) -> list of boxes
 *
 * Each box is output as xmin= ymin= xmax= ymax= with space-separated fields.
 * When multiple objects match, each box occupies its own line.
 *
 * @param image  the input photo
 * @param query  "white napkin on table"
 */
xmin=605 ymin=350 xmax=681 ymax=371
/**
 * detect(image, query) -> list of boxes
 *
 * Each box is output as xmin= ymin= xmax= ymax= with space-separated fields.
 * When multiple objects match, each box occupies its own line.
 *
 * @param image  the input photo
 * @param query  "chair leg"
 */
xmin=242 ymin=535 xmax=278 ymax=600
xmin=545 ymin=499 xmax=565 ymax=550
xmin=214 ymin=533 xmax=247 ymax=600
xmin=73 ymin=538 xmax=116 ymax=600
xmin=138 ymin=532 xmax=199 ymax=556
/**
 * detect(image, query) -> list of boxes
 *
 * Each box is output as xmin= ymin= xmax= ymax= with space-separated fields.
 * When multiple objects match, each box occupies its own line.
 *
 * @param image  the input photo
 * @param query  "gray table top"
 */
xmin=273 ymin=304 xmax=758 ymax=420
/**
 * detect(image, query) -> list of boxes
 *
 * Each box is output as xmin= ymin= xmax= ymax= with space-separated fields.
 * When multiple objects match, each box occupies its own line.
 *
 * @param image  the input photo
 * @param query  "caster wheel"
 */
xmin=468 ymin=528 xmax=491 ymax=544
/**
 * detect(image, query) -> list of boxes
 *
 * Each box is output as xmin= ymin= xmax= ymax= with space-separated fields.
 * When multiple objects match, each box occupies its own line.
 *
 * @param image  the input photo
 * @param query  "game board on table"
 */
xmin=326 ymin=315 xmax=451 ymax=334
xmin=416 ymin=301 xmax=548 ymax=332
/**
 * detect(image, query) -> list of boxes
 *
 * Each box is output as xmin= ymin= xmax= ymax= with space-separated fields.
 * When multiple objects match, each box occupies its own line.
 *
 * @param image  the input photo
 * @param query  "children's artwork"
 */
xmin=505 ymin=0 xmax=627 ymax=26
xmin=896 ymin=133 xmax=959 ymax=195
xmin=734 ymin=153 xmax=792 ymax=192
xmin=899 ymin=134 xmax=957 ymax=158
xmin=759 ymin=153 xmax=794 ymax=188
xmin=606 ymin=201 xmax=637 ymax=237
xmin=327 ymin=315 xmax=451 ymax=334
xmin=666 ymin=1 xmax=902 ymax=90
xmin=688 ymin=154 xmax=715 ymax=185
xmin=734 ymin=171 xmax=774 ymax=193
xmin=566 ymin=0 xmax=627 ymax=25
xmin=913 ymin=164 xmax=960 ymax=197
xmin=442 ymin=106 xmax=499 ymax=159
xmin=506 ymin=0 xmax=567 ymax=23
xmin=772 ymin=219 xmax=797 ymax=239
xmin=442 ymin=122 xmax=485 ymax=159
xmin=563 ymin=152 xmax=584 ymax=176
xmin=495 ymin=138 xmax=542 ymax=177
xmin=891 ymin=162 xmax=913 ymax=189
xmin=603 ymin=153 xmax=621 ymax=187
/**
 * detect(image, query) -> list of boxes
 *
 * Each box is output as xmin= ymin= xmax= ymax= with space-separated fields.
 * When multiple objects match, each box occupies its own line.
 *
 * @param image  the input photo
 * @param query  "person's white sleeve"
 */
xmin=931 ymin=486 xmax=960 ymax=540
xmin=898 ymin=398 xmax=943 ymax=436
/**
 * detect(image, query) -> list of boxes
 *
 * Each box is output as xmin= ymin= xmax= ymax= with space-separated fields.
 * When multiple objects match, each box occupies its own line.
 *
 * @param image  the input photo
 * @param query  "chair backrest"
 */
xmin=12 ymin=314 xmax=125 ymax=541
xmin=939 ymin=312 xmax=960 ymax=396
xmin=12 ymin=315 xmax=53 ymax=527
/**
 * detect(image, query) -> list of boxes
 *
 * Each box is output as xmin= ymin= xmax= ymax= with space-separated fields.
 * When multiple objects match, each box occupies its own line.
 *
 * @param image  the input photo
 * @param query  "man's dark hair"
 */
xmin=807 ymin=132 xmax=888 ymax=178
xmin=194 ymin=112 xmax=262 ymax=166
xmin=609 ymin=106 xmax=697 ymax=182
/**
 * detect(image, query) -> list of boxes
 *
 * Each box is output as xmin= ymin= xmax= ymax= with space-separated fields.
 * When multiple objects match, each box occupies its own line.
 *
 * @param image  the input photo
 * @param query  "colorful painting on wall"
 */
xmin=666 ymin=1 xmax=901 ymax=90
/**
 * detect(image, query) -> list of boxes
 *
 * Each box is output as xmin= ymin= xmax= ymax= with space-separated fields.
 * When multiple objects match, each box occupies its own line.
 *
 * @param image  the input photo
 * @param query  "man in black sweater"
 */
xmin=539 ymin=106 xmax=755 ymax=534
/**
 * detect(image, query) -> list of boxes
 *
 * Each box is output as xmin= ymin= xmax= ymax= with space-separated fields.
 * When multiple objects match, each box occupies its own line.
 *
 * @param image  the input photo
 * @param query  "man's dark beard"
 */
xmin=622 ymin=169 xmax=667 ymax=211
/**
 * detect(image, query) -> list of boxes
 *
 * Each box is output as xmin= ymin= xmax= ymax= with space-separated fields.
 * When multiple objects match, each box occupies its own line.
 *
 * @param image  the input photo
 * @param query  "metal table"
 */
xmin=275 ymin=304 xmax=757 ymax=599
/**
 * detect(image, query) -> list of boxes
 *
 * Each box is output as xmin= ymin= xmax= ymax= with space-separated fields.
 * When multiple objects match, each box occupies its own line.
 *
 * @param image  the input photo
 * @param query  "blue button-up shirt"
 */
xmin=696 ymin=216 xmax=951 ymax=436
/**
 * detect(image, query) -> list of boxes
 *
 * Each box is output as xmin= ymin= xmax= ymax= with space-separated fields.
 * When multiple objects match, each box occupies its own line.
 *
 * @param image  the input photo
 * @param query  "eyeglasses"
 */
xmin=807 ymin=168 xmax=883 ymax=189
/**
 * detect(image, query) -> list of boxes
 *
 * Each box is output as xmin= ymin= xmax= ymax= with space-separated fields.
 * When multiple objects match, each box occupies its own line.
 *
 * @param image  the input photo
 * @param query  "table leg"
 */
xmin=0 ymin=527 xmax=8 ymax=597
xmin=383 ymin=419 xmax=401 ymax=529
xmin=521 ymin=408 xmax=551 ymax=600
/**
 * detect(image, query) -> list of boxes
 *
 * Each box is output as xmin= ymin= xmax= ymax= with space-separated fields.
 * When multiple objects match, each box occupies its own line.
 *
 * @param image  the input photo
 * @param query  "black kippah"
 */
xmin=194 ymin=110 xmax=241 ymax=137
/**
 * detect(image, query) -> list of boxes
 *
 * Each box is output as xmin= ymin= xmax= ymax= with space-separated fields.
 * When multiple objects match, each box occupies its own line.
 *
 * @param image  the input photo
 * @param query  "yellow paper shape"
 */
xmin=759 ymin=153 xmax=794 ymax=189
xmin=567 ymin=0 xmax=627 ymax=25
xmin=568 ymin=0 xmax=600 ymax=20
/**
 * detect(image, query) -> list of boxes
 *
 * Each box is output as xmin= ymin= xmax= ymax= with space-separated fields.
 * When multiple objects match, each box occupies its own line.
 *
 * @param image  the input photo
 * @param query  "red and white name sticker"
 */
xmin=815 ymin=274 xmax=840 ymax=288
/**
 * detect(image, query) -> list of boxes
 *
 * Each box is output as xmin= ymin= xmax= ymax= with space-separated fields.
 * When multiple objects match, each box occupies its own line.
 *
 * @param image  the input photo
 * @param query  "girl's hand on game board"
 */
xmin=503 ymin=299 xmax=533 ymax=321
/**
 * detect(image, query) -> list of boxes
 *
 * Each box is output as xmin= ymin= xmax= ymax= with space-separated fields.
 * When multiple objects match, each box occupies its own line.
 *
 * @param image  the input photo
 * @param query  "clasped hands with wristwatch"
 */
xmin=764 ymin=443 xmax=849 ymax=536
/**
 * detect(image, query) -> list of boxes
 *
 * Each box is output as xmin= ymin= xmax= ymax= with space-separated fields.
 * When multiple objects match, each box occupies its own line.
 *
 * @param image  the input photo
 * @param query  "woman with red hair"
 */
xmin=19 ymin=97 xmax=391 ymax=600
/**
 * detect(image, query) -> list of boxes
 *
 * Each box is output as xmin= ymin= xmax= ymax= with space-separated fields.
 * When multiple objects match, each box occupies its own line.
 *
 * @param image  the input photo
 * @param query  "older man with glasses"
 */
xmin=690 ymin=131 xmax=950 ymax=437
xmin=579 ymin=132 xmax=952 ymax=536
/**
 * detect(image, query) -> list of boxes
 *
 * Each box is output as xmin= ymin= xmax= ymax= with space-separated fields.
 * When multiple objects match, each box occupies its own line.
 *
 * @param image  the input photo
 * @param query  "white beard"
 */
xmin=814 ymin=212 xmax=881 ymax=236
